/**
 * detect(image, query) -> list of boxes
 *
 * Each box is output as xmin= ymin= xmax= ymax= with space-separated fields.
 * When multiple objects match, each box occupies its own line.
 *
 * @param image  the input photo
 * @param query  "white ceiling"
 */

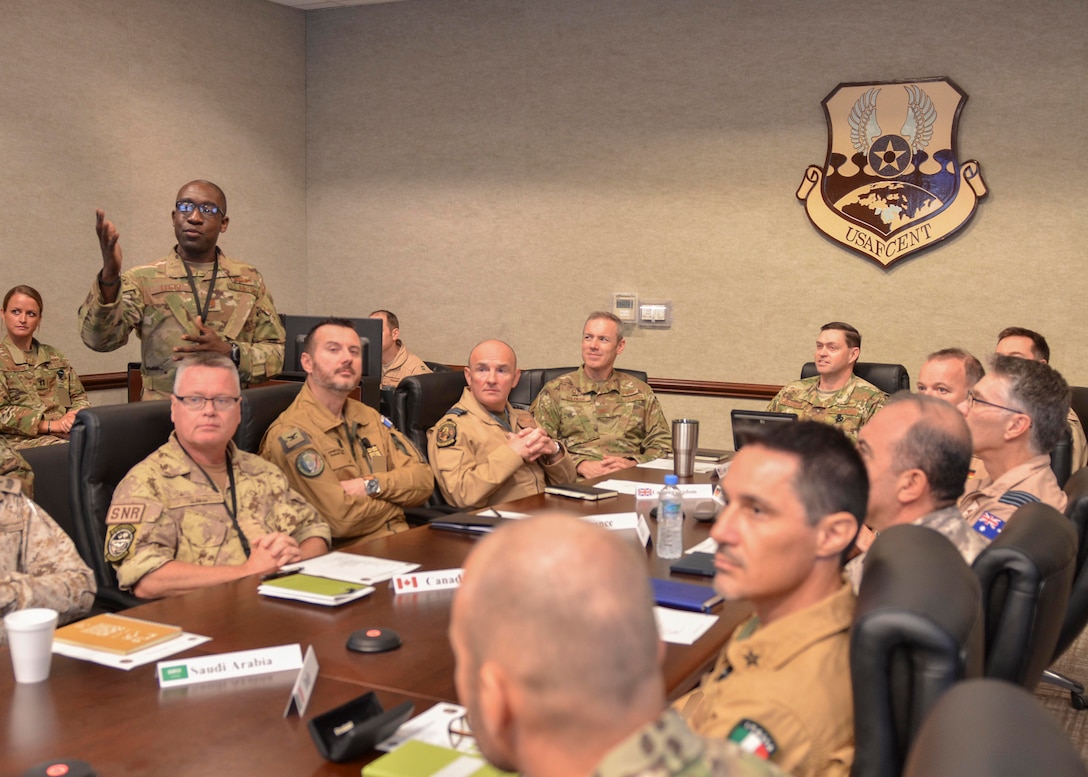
xmin=265 ymin=0 xmax=406 ymax=9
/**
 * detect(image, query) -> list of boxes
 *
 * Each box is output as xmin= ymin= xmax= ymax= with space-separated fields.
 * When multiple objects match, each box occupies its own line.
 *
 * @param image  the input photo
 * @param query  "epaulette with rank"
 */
xmin=0 ymin=476 xmax=22 ymax=495
xmin=445 ymin=407 xmax=467 ymax=417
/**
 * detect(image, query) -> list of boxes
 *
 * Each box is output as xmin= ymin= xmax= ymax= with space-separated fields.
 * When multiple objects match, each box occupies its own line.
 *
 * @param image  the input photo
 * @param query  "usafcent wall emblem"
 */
xmin=797 ymin=77 xmax=987 ymax=267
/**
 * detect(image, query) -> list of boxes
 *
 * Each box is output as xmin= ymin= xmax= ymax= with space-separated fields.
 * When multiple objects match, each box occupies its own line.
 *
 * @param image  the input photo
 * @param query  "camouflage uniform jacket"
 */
xmin=0 ymin=336 xmax=90 ymax=448
xmin=78 ymin=249 xmax=286 ymax=398
xmin=766 ymin=374 xmax=886 ymax=441
xmin=958 ymin=454 xmax=1068 ymax=540
xmin=531 ymin=367 xmax=672 ymax=467
xmin=591 ymin=709 xmax=786 ymax=777
xmin=0 ymin=478 xmax=95 ymax=645
xmin=105 ymin=433 xmax=330 ymax=592
xmin=380 ymin=346 xmax=432 ymax=389
xmin=845 ymin=505 xmax=990 ymax=593
xmin=676 ymin=583 xmax=856 ymax=777
xmin=0 ymin=436 xmax=33 ymax=498
xmin=260 ymin=382 xmax=432 ymax=541
xmin=429 ymin=388 xmax=577 ymax=509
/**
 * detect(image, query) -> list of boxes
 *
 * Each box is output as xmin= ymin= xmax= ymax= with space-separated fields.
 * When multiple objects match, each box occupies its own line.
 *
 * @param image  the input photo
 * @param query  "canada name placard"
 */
xmin=797 ymin=77 xmax=987 ymax=267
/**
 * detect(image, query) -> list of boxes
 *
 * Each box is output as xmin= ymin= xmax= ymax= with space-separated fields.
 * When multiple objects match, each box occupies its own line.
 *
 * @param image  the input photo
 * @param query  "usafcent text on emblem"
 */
xmin=797 ymin=77 xmax=987 ymax=267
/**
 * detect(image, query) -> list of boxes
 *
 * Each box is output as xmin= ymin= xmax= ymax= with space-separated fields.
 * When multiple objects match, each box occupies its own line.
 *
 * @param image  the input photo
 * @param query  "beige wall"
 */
xmin=306 ymin=0 xmax=1087 ymax=446
xmin=5 ymin=1 xmax=1084 ymax=447
xmin=0 ymin=0 xmax=307 ymax=383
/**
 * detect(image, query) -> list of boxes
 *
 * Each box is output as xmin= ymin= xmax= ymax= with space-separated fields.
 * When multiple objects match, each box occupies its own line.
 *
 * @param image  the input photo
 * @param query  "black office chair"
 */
xmin=234 ymin=381 xmax=303 ymax=453
xmin=800 ymin=361 xmax=909 ymax=395
xmin=902 ymin=679 xmax=1088 ymax=777
xmin=68 ymin=401 xmax=175 ymax=611
xmin=20 ymin=442 xmax=77 ymax=554
xmin=1041 ymin=467 xmax=1088 ymax=708
xmin=971 ymin=502 xmax=1077 ymax=689
xmin=508 ymin=367 xmax=649 ymax=410
xmin=1071 ymin=386 xmax=1088 ymax=430
xmin=850 ymin=525 xmax=984 ymax=777
xmin=423 ymin=361 xmax=452 ymax=373
xmin=1051 ymin=426 xmax=1074 ymax=489
xmin=392 ymin=371 xmax=468 ymax=513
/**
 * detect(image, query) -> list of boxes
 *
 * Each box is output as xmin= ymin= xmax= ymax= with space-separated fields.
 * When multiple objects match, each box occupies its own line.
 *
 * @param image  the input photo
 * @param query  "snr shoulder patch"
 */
xmin=435 ymin=419 xmax=458 ymax=448
xmin=107 ymin=503 xmax=147 ymax=525
xmin=727 ymin=719 xmax=777 ymax=760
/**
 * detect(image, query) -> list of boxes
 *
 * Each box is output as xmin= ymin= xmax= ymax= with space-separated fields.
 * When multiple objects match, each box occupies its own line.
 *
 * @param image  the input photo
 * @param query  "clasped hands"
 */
xmin=506 ymin=426 xmax=561 ymax=463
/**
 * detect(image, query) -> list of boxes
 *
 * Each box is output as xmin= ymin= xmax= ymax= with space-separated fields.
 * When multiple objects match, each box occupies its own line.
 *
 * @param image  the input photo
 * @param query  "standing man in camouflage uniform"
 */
xmin=79 ymin=180 xmax=286 ymax=399
xmin=450 ymin=514 xmax=784 ymax=777
xmin=532 ymin=312 xmax=671 ymax=478
xmin=846 ymin=393 xmax=989 ymax=592
xmin=261 ymin=319 xmax=433 ymax=543
xmin=676 ymin=422 xmax=862 ymax=777
xmin=429 ymin=340 xmax=576 ymax=509
xmin=369 ymin=309 xmax=432 ymax=389
xmin=1 ymin=473 xmax=95 ymax=645
xmin=105 ymin=354 xmax=329 ymax=599
xmin=767 ymin=322 xmax=886 ymax=441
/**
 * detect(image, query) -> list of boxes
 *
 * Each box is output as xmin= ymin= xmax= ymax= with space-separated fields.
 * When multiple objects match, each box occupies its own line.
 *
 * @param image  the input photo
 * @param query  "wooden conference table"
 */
xmin=2 ymin=467 xmax=746 ymax=777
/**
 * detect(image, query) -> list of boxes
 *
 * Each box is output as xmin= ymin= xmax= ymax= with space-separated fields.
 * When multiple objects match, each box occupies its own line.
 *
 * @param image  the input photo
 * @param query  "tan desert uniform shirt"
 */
xmin=0 ymin=437 xmax=33 ymax=498
xmin=260 ymin=382 xmax=432 ymax=541
xmin=380 ymin=346 xmax=432 ymax=389
xmin=971 ymin=410 xmax=1088 ymax=481
xmin=767 ymin=375 xmax=886 ymax=441
xmin=958 ymin=454 xmax=1068 ymax=540
xmin=0 ymin=336 xmax=90 ymax=449
xmin=845 ymin=505 xmax=990 ymax=593
xmin=105 ymin=434 xmax=330 ymax=592
xmin=531 ymin=367 xmax=672 ymax=467
xmin=78 ymin=250 xmax=285 ymax=399
xmin=429 ymin=388 xmax=577 ymax=509
xmin=0 ymin=478 xmax=95 ymax=645
xmin=592 ymin=709 xmax=787 ymax=777
xmin=677 ymin=583 xmax=856 ymax=777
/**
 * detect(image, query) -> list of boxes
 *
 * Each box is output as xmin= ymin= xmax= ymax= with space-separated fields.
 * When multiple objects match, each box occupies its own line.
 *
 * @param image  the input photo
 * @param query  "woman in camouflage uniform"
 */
xmin=0 ymin=285 xmax=90 ymax=448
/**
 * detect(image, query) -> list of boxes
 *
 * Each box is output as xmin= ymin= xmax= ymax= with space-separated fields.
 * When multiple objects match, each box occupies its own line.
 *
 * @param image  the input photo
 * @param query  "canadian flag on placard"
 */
xmin=394 ymin=576 xmax=419 ymax=590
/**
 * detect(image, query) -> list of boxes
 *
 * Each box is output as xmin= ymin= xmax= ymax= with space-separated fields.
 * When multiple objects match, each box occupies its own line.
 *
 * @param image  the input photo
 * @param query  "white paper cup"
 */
xmin=5 ymin=608 xmax=58 ymax=683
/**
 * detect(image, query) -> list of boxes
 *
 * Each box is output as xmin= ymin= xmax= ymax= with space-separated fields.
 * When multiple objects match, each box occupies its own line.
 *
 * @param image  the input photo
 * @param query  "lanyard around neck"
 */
xmin=177 ymin=440 xmax=248 ymax=558
xmin=183 ymin=256 xmax=220 ymax=323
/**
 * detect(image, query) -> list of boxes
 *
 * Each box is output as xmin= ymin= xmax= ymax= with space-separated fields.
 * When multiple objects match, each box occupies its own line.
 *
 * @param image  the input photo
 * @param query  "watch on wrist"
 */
xmin=229 ymin=342 xmax=241 ymax=366
xmin=365 ymin=478 xmax=382 ymax=496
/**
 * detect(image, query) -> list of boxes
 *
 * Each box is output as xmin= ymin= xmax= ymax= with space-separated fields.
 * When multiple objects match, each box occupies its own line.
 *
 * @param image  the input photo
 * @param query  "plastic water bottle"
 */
xmin=656 ymin=474 xmax=684 ymax=559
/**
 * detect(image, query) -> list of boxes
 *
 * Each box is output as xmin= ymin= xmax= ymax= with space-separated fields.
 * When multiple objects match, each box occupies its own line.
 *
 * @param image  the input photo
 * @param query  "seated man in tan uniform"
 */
xmin=767 ymin=322 xmax=886 ymax=441
xmin=958 ymin=354 xmax=1070 ymax=539
xmin=261 ymin=318 xmax=433 ymax=542
xmin=369 ymin=309 xmax=432 ymax=389
xmin=995 ymin=326 xmax=1086 ymax=474
xmin=847 ymin=393 xmax=989 ymax=592
xmin=450 ymin=514 xmax=783 ymax=777
xmin=106 ymin=354 xmax=330 ymax=599
xmin=428 ymin=340 xmax=576 ymax=509
xmin=676 ymin=421 xmax=863 ymax=777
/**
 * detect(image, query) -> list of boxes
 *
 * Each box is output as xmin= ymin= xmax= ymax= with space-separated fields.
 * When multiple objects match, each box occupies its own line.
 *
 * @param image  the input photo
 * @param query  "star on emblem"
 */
xmin=744 ymin=649 xmax=760 ymax=667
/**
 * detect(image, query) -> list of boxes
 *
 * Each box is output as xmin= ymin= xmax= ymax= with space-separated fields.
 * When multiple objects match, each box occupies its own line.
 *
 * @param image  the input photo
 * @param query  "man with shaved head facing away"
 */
xmin=846 ymin=392 xmax=989 ymax=592
xmin=428 ymin=340 xmax=576 ymax=509
xmin=449 ymin=514 xmax=784 ymax=777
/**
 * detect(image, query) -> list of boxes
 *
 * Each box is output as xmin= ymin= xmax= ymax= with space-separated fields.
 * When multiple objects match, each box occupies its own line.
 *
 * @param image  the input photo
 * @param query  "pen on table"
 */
xmin=701 ymin=594 xmax=725 ymax=612
xmin=261 ymin=566 xmax=303 ymax=581
xmin=487 ymin=508 xmax=504 ymax=518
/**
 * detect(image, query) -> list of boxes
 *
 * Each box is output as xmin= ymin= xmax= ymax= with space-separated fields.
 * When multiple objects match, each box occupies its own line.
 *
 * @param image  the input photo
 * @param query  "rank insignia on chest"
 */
xmin=435 ymin=419 xmax=458 ymax=448
xmin=37 ymin=378 xmax=46 ymax=390
xmin=57 ymin=369 xmax=65 ymax=380
xmin=836 ymin=414 xmax=845 ymax=423
xmin=278 ymin=429 xmax=311 ymax=454
xmin=295 ymin=448 xmax=325 ymax=478
xmin=728 ymin=719 xmax=777 ymax=760
xmin=743 ymin=649 xmax=760 ymax=667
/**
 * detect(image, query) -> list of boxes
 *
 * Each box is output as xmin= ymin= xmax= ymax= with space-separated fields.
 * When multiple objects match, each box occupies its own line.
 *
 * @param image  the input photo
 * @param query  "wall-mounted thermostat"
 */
xmin=612 ymin=293 xmax=638 ymax=323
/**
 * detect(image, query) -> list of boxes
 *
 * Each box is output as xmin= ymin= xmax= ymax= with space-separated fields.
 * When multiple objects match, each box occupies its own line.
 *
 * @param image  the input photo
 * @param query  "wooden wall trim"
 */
xmin=81 ymin=369 xmax=783 ymax=402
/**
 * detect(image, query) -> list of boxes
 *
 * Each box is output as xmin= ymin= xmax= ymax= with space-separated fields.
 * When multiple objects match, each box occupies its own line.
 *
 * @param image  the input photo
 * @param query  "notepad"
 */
xmin=544 ymin=483 xmax=619 ymax=500
xmin=363 ymin=740 xmax=514 ymax=777
xmin=650 ymin=578 xmax=723 ymax=613
xmin=54 ymin=613 xmax=183 ymax=655
xmin=258 ymin=573 xmax=375 ymax=606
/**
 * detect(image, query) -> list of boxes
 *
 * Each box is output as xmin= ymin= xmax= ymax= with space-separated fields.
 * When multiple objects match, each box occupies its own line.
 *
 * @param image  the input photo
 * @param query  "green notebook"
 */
xmin=257 ymin=573 xmax=374 ymax=606
xmin=363 ymin=741 xmax=516 ymax=777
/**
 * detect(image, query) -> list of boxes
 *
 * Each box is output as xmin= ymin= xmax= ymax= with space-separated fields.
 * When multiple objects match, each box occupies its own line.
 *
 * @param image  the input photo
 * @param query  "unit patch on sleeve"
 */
xmin=295 ymin=448 xmax=325 ymax=478
xmin=104 ymin=524 xmax=136 ymax=562
xmin=727 ymin=719 xmax=778 ymax=760
xmin=435 ymin=419 xmax=458 ymax=448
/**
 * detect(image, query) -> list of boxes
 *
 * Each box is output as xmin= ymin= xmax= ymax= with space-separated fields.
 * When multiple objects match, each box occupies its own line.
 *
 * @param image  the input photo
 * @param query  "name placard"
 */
xmin=581 ymin=512 xmax=652 ymax=547
xmin=392 ymin=568 xmax=463 ymax=594
xmin=157 ymin=644 xmax=303 ymax=688
xmin=635 ymin=483 xmax=715 ymax=500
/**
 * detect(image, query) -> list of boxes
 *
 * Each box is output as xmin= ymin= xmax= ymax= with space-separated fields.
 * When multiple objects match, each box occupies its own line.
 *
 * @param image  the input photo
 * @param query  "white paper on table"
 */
xmin=594 ymin=479 xmax=642 ymax=495
xmin=288 ymin=551 xmax=419 ymax=584
xmin=654 ymin=606 xmax=719 ymax=645
xmin=637 ymin=458 xmax=718 ymax=474
xmin=52 ymin=632 xmax=211 ymax=671
xmin=376 ymin=701 xmax=478 ymax=754
xmin=687 ymin=537 xmax=718 ymax=555
xmin=473 ymin=508 xmax=531 ymax=519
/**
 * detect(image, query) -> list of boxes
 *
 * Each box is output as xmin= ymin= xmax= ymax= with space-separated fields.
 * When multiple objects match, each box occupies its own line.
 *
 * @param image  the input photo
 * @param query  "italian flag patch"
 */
xmin=728 ymin=719 xmax=777 ymax=760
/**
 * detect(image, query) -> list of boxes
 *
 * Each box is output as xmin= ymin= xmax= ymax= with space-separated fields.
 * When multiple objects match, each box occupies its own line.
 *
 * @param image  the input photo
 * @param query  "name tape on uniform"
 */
xmin=393 ymin=569 xmax=464 ymax=594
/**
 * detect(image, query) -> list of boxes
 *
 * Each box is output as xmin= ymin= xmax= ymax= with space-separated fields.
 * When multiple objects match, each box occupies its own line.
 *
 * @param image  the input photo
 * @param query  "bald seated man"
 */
xmin=428 ymin=340 xmax=576 ymax=509
xmin=847 ymin=392 xmax=989 ymax=592
xmin=449 ymin=514 xmax=784 ymax=777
